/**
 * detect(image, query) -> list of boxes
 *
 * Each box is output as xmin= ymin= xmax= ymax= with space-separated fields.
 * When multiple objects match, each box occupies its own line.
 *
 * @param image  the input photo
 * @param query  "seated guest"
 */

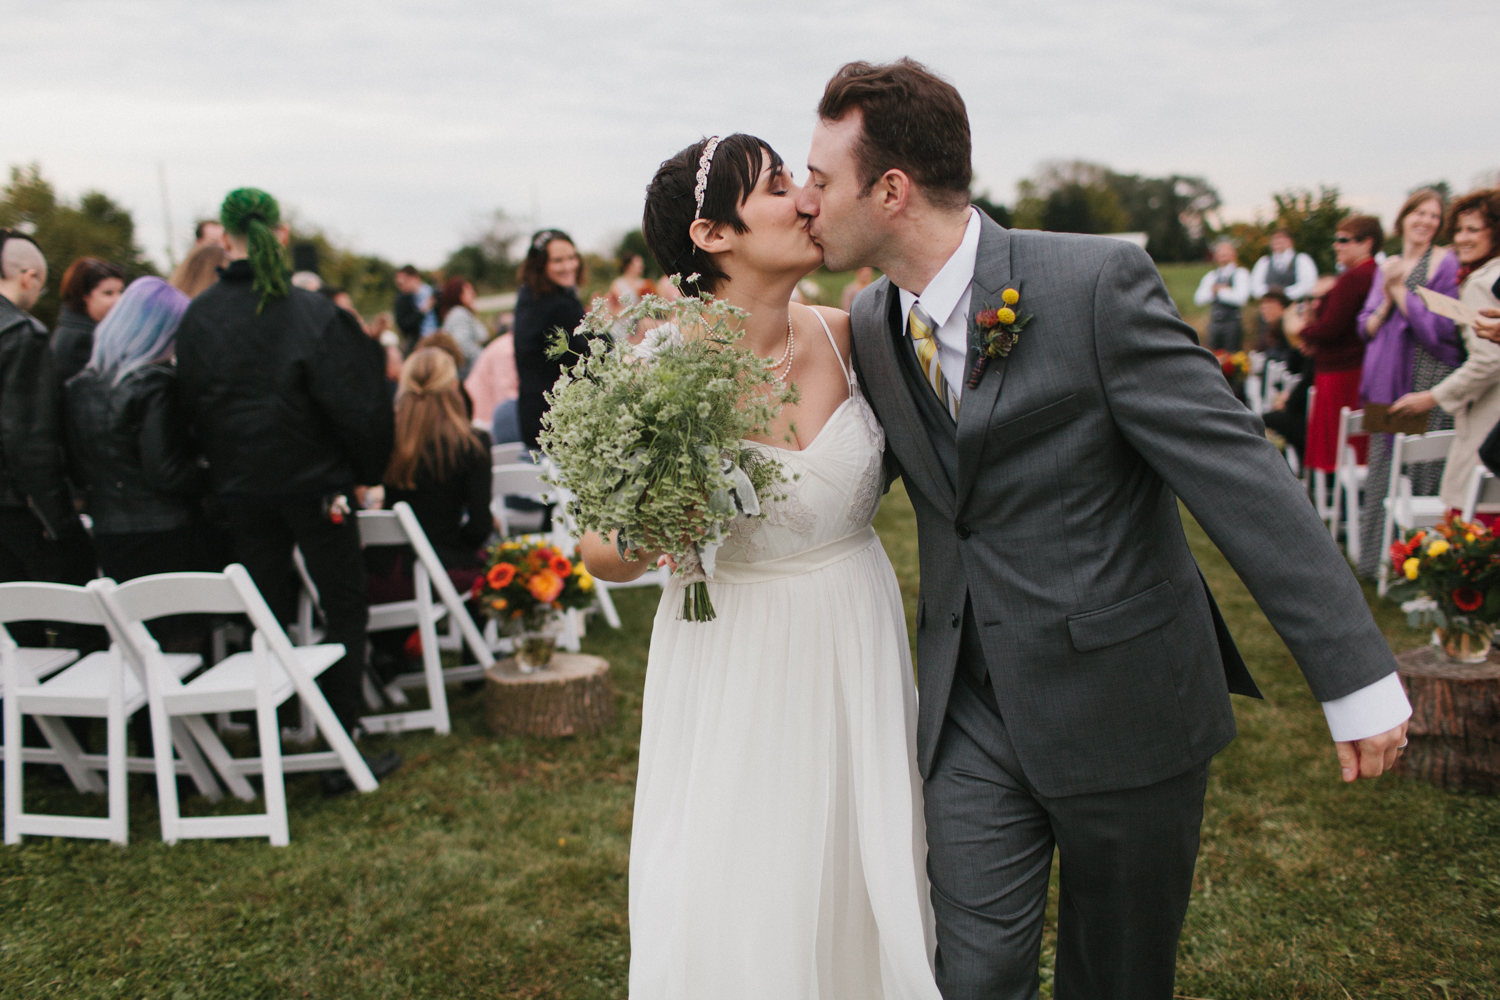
xmin=64 ymin=277 xmax=216 ymax=640
xmin=438 ymin=276 xmax=487 ymax=376
xmin=1352 ymin=188 xmax=1461 ymax=575
xmin=1193 ymin=239 xmax=1251 ymax=350
xmin=464 ymin=330 xmax=519 ymax=437
xmin=416 ymin=331 xmax=475 ymax=419
xmin=1256 ymin=290 xmax=1304 ymax=364
xmin=1284 ymin=216 xmax=1383 ymax=479
xmin=1388 ymin=189 xmax=1500 ymax=524
xmin=169 ymin=243 xmax=229 ymax=298
xmin=52 ymin=257 xmax=125 ymax=383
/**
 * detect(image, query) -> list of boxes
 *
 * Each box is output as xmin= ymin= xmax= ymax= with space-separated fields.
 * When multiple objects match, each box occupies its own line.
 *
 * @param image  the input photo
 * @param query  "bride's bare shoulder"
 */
xmin=802 ymin=304 xmax=851 ymax=354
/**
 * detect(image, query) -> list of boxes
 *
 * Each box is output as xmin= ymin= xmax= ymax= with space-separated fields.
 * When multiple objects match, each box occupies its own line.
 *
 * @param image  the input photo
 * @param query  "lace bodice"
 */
xmin=717 ymin=312 xmax=886 ymax=569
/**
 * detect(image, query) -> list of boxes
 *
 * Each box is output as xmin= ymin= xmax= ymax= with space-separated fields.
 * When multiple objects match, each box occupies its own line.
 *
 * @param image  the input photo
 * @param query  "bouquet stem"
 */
xmin=680 ymin=581 xmax=716 ymax=622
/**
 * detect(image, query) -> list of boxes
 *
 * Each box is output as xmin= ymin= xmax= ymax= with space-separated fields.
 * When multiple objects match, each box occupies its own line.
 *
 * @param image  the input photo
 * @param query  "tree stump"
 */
xmin=484 ymin=653 xmax=615 ymax=738
xmin=1394 ymin=644 xmax=1500 ymax=793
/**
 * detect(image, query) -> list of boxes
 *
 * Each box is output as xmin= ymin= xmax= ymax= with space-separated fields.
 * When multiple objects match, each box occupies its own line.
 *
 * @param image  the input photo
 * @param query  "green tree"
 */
xmin=1108 ymin=173 xmax=1220 ymax=262
xmin=970 ymin=191 xmax=1012 ymax=228
xmin=442 ymin=209 xmax=521 ymax=292
xmin=1217 ymin=186 xmax=1351 ymax=275
xmin=1012 ymin=161 xmax=1128 ymax=236
xmin=0 ymin=164 xmax=157 ymax=328
xmin=284 ymin=220 xmax=398 ymax=320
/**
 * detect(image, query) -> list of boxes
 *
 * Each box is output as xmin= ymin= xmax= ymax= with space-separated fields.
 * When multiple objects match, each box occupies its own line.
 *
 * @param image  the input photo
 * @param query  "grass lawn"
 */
xmin=4 ymin=485 xmax=1497 ymax=999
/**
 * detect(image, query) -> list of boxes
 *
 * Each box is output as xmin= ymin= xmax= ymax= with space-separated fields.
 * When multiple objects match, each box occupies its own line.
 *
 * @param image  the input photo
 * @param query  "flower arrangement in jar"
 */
xmin=1386 ymin=514 xmax=1500 ymax=663
xmin=472 ymin=539 xmax=595 ymax=670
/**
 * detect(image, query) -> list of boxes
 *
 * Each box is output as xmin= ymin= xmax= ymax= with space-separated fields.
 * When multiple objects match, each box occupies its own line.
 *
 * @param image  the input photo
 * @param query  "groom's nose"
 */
xmin=795 ymin=184 xmax=819 ymax=217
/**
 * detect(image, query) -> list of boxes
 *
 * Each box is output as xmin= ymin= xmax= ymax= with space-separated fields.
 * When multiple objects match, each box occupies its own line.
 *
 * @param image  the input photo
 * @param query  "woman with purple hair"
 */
xmin=64 ymin=276 xmax=217 ymax=596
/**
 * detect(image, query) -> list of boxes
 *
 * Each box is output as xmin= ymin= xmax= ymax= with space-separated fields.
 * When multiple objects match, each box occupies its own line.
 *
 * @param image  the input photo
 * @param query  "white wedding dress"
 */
xmin=629 ymin=313 xmax=941 ymax=999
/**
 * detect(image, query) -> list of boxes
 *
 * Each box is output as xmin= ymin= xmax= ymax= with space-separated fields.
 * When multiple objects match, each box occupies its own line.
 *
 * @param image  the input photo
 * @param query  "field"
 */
xmin=4 ymin=479 xmax=1498 ymax=999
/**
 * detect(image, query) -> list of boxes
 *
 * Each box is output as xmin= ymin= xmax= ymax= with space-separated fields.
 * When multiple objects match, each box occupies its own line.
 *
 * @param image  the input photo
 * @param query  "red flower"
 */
xmin=976 ymin=309 xmax=1000 ymax=327
xmin=1389 ymin=540 xmax=1412 ymax=573
xmin=487 ymin=563 xmax=516 ymax=589
xmin=549 ymin=555 xmax=573 ymax=577
xmin=1452 ymin=587 xmax=1484 ymax=612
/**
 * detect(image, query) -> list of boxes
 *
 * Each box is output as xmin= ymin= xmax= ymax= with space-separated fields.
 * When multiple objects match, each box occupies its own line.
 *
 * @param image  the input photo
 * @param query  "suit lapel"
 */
xmin=854 ymin=278 xmax=956 ymax=520
xmin=955 ymin=219 xmax=1016 ymax=507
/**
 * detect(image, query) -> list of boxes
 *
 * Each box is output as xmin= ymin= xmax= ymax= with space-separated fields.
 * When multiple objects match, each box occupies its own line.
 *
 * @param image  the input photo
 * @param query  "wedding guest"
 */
xmin=1249 ymin=228 xmax=1319 ymax=300
xmin=1388 ymin=189 xmax=1500 ymax=524
xmin=607 ymin=253 xmax=649 ymax=324
xmin=1284 ymin=216 xmax=1383 ymax=477
xmin=193 ymin=220 xmax=224 ymax=250
xmin=175 ymin=188 xmax=395 ymax=757
xmin=841 ymin=266 xmax=875 ymax=311
xmin=393 ymin=265 xmax=437 ymax=349
xmin=1193 ymin=239 xmax=1251 ymax=350
xmin=51 ymin=257 xmax=125 ymax=382
xmin=366 ymin=314 xmax=405 ymax=383
xmin=1352 ymin=189 xmax=1461 ymax=574
xmin=438 ymin=276 xmax=487 ymax=374
xmin=464 ymin=329 xmax=519 ymax=432
xmin=1259 ymin=290 xmax=1317 ymax=457
xmin=514 ymin=229 xmax=590 ymax=454
xmin=169 ymin=243 xmax=229 ymax=298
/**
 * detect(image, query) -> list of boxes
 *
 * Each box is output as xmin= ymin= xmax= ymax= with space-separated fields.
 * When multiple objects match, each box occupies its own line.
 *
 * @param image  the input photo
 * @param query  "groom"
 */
xmin=797 ymin=60 xmax=1411 ymax=1000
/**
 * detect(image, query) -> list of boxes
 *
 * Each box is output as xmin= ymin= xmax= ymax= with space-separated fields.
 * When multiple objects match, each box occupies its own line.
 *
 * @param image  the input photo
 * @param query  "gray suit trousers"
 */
xmin=925 ymin=616 xmax=1209 ymax=1000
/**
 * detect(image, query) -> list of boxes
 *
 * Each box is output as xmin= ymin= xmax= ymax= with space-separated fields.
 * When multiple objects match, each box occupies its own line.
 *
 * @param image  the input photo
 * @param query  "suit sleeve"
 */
xmin=1091 ymin=241 xmax=1397 ymax=702
xmin=307 ymin=310 xmax=396 ymax=486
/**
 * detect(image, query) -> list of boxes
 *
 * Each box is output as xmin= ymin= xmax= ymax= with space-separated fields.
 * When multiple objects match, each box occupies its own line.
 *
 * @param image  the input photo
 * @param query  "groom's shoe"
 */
xmin=320 ymin=750 xmax=403 ymax=798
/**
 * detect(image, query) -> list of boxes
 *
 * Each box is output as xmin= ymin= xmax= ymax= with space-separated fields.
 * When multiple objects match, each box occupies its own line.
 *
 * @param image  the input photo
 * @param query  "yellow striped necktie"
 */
xmin=908 ymin=303 xmax=959 ymax=422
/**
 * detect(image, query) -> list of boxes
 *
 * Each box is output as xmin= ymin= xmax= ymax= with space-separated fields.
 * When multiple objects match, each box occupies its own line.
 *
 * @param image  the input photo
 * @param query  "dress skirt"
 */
xmin=1306 ymin=367 xmax=1367 ymax=472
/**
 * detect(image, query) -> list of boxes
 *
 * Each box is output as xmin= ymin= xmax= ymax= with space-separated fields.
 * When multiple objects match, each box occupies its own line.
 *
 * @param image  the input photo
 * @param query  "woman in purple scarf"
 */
xmin=1353 ymin=188 xmax=1462 ymax=577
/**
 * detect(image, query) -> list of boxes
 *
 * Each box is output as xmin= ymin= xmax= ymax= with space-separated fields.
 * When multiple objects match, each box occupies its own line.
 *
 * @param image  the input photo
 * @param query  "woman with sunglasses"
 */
xmin=1284 ymin=215 xmax=1384 ymax=479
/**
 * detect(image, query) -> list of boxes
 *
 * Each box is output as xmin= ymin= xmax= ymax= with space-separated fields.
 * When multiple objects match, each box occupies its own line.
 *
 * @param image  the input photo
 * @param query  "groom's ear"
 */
xmin=690 ymin=218 xmax=729 ymax=255
xmin=875 ymin=169 xmax=912 ymax=218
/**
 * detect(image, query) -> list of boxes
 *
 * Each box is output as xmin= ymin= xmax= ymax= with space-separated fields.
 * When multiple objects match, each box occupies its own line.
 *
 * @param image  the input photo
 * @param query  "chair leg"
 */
xmin=1378 ymin=511 xmax=1396 ymax=598
xmin=169 ymin=718 xmax=223 ymax=802
xmin=150 ymin=699 xmax=181 ymax=844
xmin=107 ymin=699 xmax=128 ymax=846
xmin=255 ymin=689 xmax=289 ymax=847
xmin=4 ymin=666 xmax=22 ymax=845
xmin=1346 ymin=491 xmax=1363 ymax=565
xmin=593 ymin=584 xmax=623 ymax=629
xmin=179 ymin=714 xmax=259 ymax=802
xmin=33 ymin=715 xmax=107 ymax=793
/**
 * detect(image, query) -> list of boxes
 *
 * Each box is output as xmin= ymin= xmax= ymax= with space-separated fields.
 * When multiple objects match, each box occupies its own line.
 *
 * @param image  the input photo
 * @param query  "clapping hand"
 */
xmin=1335 ymin=720 xmax=1410 ymax=782
xmin=1388 ymin=390 xmax=1438 ymax=417
xmin=1474 ymin=307 xmax=1500 ymax=344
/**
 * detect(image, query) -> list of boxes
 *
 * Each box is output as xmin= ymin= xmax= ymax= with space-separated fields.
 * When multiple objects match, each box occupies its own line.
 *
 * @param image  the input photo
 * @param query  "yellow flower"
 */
xmin=576 ymin=567 xmax=594 ymax=591
xmin=996 ymin=307 xmax=1017 ymax=325
xmin=1001 ymin=288 xmax=1019 ymax=305
xmin=1467 ymin=532 xmax=1476 ymax=542
xmin=491 ymin=597 xmax=508 ymax=610
xmin=1404 ymin=558 xmax=1420 ymax=580
xmin=1427 ymin=540 xmax=1450 ymax=557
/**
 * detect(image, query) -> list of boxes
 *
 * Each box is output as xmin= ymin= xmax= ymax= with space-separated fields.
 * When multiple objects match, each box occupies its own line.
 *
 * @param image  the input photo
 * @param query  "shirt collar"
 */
xmin=898 ymin=206 xmax=982 ymax=328
xmin=1272 ymin=249 xmax=1295 ymax=265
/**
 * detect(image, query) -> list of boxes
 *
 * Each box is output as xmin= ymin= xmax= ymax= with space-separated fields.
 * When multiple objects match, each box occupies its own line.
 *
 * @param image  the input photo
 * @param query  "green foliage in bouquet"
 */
xmin=538 ymin=280 xmax=798 ymax=621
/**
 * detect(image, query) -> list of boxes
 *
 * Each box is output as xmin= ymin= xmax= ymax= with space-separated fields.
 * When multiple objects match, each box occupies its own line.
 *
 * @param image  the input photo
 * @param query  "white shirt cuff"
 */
xmin=1321 ymin=672 xmax=1411 ymax=743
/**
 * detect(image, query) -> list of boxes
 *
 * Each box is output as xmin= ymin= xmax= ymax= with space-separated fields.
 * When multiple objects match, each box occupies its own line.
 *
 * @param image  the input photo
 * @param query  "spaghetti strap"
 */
xmin=803 ymin=306 xmax=856 ymax=393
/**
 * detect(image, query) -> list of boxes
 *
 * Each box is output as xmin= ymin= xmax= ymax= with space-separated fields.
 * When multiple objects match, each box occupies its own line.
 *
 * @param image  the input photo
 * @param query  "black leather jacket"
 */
xmin=51 ymin=306 xmax=96 ymax=385
xmin=175 ymin=260 xmax=393 ymax=496
xmin=0 ymin=293 xmax=75 ymax=538
xmin=64 ymin=363 xmax=206 ymax=535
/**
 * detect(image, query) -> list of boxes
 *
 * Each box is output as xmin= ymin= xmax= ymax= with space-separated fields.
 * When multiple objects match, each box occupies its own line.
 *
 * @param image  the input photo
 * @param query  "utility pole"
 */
xmin=157 ymin=161 xmax=177 ymax=271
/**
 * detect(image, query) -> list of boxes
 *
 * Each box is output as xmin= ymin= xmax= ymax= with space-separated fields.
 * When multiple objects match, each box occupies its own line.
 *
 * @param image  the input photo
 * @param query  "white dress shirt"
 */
xmin=897 ymin=206 xmax=983 ymax=400
xmin=1193 ymin=266 xmax=1251 ymax=308
xmin=1249 ymin=250 xmax=1320 ymax=300
xmin=893 ymin=209 xmax=1410 ymax=743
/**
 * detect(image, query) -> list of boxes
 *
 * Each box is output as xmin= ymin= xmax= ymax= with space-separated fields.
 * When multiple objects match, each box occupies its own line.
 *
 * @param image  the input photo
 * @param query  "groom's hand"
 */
xmin=1335 ymin=720 xmax=1410 ymax=782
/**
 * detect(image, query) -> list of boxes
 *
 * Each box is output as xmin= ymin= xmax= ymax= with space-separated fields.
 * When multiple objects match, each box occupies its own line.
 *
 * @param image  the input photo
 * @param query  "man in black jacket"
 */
xmin=0 ymin=231 xmax=92 ymax=637
xmin=175 ymin=191 xmax=394 ymax=751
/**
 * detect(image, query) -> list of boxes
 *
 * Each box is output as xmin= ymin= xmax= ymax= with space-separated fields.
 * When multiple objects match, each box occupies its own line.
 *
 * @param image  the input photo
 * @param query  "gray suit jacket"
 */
xmin=851 ymin=215 xmax=1398 ymax=797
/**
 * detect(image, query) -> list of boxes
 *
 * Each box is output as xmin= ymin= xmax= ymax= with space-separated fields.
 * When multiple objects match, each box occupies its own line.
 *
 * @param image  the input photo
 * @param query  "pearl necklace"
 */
xmin=767 ymin=314 xmax=795 ymax=387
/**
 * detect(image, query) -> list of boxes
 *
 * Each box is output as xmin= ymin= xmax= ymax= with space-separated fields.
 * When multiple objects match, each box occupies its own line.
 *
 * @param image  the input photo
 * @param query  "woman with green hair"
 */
xmin=174 ymin=187 xmax=400 ymax=792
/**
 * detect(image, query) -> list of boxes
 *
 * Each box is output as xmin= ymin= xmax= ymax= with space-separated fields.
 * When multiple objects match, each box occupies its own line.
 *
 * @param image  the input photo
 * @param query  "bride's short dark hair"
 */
xmin=643 ymin=134 xmax=784 ymax=296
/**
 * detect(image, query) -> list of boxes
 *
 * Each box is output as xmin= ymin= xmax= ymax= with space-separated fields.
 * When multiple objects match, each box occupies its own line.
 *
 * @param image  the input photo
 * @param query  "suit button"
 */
xmin=956 ymin=524 xmax=971 ymax=539
xmin=950 ymin=612 xmax=960 ymax=628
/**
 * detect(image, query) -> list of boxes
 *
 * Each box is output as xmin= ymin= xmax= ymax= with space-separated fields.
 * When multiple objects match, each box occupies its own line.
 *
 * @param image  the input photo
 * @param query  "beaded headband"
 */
xmin=692 ymin=136 xmax=721 ymax=221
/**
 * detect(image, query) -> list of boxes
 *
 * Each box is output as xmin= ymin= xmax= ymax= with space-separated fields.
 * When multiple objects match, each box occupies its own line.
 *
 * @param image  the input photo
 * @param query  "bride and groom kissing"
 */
xmin=578 ymin=58 xmax=1412 ymax=1000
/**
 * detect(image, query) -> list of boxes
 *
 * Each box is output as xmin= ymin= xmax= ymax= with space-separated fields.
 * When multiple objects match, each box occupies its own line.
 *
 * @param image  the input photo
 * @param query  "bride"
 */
xmin=579 ymin=134 xmax=941 ymax=999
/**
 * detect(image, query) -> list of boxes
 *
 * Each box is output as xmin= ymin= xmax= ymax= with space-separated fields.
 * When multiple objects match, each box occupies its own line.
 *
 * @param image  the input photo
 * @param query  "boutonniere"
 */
xmin=967 ymin=288 xmax=1032 ymax=389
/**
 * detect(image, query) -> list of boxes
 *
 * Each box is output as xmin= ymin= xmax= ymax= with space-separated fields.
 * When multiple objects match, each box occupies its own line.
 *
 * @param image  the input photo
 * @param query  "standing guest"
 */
xmin=607 ymin=253 xmax=651 ymax=342
xmin=193 ymin=220 xmax=224 ymax=250
xmin=1284 ymin=216 xmax=1383 ymax=478
xmin=840 ymin=265 xmax=875 ymax=311
xmin=175 ymin=188 xmax=396 ymax=782
xmin=514 ymin=229 xmax=589 ymax=454
xmin=437 ymin=276 xmax=487 ymax=374
xmin=1193 ymin=239 xmax=1251 ymax=350
xmin=51 ymin=257 xmax=125 ymax=383
xmin=464 ymin=328 xmax=519 ymax=434
xmin=0 ymin=230 xmax=93 ymax=628
xmin=393 ymin=265 xmax=437 ymax=350
xmin=1249 ymin=228 xmax=1320 ymax=300
xmin=169 ymin=243 xmax=229 ymax=298
xmin=1353 ymin=189 xmax=1461 ymax=574
xmin=1388 ymin=189 xmax=1500 ymax=524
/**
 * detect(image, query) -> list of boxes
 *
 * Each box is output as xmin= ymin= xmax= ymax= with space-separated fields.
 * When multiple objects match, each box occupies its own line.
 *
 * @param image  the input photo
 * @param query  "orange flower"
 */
xmin=527 ymin=569 xmax=564 ymax=604
xmin=487 ymin=563 xmax=516 ymax=588
xmin=550 ymin=555 xmax=573 ymax=577
xmin=976 ymin=308 xmax=1000 ymax=327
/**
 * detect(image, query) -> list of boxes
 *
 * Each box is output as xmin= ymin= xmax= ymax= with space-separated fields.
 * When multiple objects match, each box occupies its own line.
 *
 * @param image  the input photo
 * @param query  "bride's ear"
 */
xmin=689 ymin=218 xmax=729 ymax=256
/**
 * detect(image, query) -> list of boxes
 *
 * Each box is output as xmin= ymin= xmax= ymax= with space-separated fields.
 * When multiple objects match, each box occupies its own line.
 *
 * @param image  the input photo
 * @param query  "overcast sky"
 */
xmin=9 ymin=0 xmax=1499 ymax=269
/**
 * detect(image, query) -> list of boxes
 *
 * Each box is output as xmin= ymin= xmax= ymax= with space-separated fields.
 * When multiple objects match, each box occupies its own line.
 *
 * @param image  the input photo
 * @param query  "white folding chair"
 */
xmin=491 ymin=442 xmax=526 ymax=466
xmin=1244 ymin=351 xmax=1266 ymax=415
xmin=549 ymin=488 xmax=666 ymax=631
xmin=95 ymin=565 xmax=378 ymax=846
xmin=1332 ymin=407 xmax=1368 ymax=559
xmin=3 ymin=581 xmax=221 ymax=845
xmin=491 ymin=462 xmax=553 ymax=537
xmin=1460 ymin=465 xmax=1500 ymax=522
xmin=1378 ymin=430 xmax=1457 ymax=596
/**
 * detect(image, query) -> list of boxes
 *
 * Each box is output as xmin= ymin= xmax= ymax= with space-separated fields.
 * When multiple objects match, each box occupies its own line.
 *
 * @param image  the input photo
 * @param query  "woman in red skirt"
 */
xmin=1284 ymin=215 xmax=1384 ymax=471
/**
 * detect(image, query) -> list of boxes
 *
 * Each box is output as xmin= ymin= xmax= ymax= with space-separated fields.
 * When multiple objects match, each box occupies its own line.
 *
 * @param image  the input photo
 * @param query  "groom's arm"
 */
xmin=1089 ymin=242 xmax=1409 ymax=781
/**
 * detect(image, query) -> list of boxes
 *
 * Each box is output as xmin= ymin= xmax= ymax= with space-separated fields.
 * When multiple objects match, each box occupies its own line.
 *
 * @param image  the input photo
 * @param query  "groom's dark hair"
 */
xmin=818 ymin=59 xmax=971 ymax=211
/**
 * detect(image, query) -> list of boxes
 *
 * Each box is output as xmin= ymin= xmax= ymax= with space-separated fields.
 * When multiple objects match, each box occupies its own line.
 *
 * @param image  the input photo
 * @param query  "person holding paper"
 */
xmin=1351 ymin=188 xmax=1461 ymax=576
xmin=1389 ymin=189 xmax=1500 ymax=522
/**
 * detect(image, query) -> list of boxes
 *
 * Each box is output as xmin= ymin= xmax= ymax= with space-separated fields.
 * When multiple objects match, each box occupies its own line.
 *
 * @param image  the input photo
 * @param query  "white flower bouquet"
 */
xmin=539 ymin=281 xmax=797 ymax=621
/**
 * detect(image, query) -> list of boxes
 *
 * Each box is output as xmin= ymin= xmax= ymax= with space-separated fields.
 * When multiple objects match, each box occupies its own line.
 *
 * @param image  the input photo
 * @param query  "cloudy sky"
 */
xmin=9 ymin=0 xmax=1499 ymax=269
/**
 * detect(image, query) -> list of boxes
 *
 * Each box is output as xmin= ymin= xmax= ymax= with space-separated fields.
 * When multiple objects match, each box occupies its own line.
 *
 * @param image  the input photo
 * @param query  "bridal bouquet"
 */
xmin=538 ymin=280 xmax=796 ymax=622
